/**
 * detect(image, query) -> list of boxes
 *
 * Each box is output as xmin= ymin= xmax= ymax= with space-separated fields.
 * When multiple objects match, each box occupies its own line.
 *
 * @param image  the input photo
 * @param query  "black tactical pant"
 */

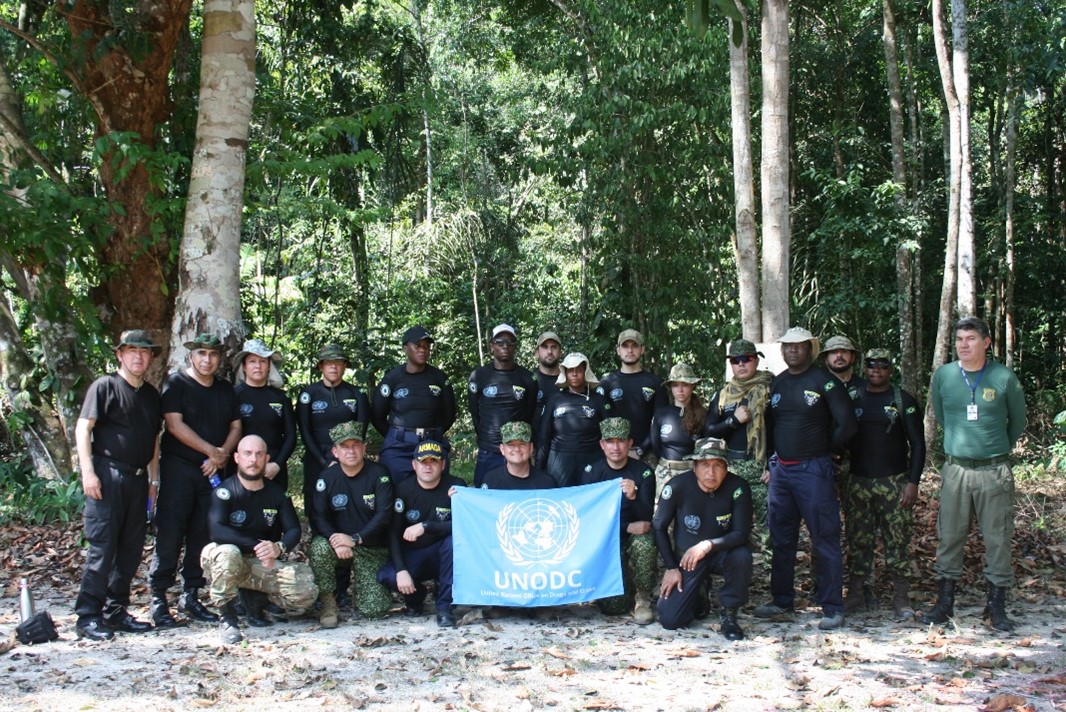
xmin=149 ymin=455 xmax=213 ymax=592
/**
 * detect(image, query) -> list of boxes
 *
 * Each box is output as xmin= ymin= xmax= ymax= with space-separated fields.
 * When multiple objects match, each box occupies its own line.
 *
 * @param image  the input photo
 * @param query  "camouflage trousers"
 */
xmin=200 ymin=543 xmax=318 ymax=613
xmin=730 ymin=459 xmax=768 ymax=550
xmin=842 ymin=472 xmax=913 ymax=580
xmin=307 ymin=537 xmax=392 ymax=619
xmin=597 ymin=532 xmax=658 ymax=616
xmin=654 ymin=461 xmax=688 ymax=503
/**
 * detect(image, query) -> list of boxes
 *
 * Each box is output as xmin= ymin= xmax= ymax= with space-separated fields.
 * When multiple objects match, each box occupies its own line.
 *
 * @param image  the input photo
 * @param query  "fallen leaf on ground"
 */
xmin=982 ymin=693 xmax=1028 ymax=712
xmin=870 ymin=698 xmax=901 ymax=708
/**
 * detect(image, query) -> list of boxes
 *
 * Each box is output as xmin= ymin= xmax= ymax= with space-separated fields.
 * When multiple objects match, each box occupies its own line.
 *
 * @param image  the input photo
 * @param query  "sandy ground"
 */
xmin=2 ymin=583 xmax=1064 ymax=712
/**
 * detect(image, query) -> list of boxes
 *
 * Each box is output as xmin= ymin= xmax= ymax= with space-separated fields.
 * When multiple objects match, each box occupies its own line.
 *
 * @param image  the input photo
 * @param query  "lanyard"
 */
xmin=958 ymin=362 xmax=987 ymax=405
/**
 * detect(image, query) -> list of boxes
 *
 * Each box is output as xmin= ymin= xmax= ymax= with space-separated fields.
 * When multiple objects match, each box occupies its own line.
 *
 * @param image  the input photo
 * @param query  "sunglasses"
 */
xmin=491 ymin=338 xmax=517 ymax=347
xmin=865 ymin=360 xmax=891 ymax=370
xmin=729 ymin=355 xmax=755 ymax=365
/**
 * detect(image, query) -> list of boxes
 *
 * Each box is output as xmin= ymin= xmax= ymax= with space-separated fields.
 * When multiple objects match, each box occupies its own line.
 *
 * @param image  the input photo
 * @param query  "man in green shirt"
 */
xmin=921 ymin=317 xmax=1026 ymax=632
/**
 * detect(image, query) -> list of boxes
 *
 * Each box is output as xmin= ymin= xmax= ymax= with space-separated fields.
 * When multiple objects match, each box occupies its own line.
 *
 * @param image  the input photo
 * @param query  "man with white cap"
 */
xmin=597 ymin=329 xmax=668 ymax=463
xmin=535 ymin=353 xmax=611 ymax=487
xmin=655 ymin=437 xmax=754 ymax=639
xmin=467 ymin=324 xmax=538 ymax=486
xmin=233 ymin=339 xmax=296 ymax=492
xmin=753 ymin=327 xmax=857 ymax=630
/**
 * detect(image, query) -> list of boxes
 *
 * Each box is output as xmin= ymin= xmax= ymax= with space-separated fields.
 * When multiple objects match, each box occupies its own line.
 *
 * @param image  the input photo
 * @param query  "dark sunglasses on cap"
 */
xmin=491 ymin=338 xmax=517 ymax=347
xmin=729 ymin=355 xmax=755 ymax=365
xmin=865 ymin=360 xmax=891 ymax=369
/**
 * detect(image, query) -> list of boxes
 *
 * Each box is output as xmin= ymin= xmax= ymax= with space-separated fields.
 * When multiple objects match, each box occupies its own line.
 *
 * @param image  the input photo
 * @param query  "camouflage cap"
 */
xmin=330 ymin=421 xmax=364 ymax=444
xmin=684 ymin=437 xmax=729 ymax=462
xmin=864 ymin=348 xmax=893 ymax=362
xmin=500 ymin=421 xmax=532 ymax=443
xmin=599 ymin=417 xmax=631 ymax=440
xmin=414 ymin=439 xmax=446 ymax=461
xmin=183 ymin=333 xmax=223 ymax=351
xmin=664 ymin=363 xmax=700 ymax=385
xmin=113 ymin=329 xmax=162 ymax=354
xmin=234 ymin=338 xmax=281 ymax=367
xmin=616 ymin=329 xmax=644 ymax=347
xmin=823 ymin=335 xmax=861 ymax=355
xmin=727 ymin=339 xmax=763 ymax=358
xmin=316 ymin=343 xmax=350 ymax=365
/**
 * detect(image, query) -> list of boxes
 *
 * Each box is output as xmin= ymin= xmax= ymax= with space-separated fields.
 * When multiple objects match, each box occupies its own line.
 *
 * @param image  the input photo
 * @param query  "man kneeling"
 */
xmin=202 ymin=435 xmax=318 ymax=644
xmin=654 ymin=438 xmax=753 ymax=639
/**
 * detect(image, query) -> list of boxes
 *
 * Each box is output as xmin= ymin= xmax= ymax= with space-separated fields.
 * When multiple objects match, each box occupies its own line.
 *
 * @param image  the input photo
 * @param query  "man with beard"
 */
xmin=372 ymin=326 xmax=457 ymax=481
xmin=533 ymin=331 xmax=563 ymax=410
xmin=753 ymin=327 xmax=857 ymax=630
xmin=704 ymin=339 xmax=773 ymax=541
xmin=74 ymin=330 xmax=163 ymax=640
xmin=597 ymin=330 xmax=668 ymax=464
xmin=150 ymin=333 xmax=242 ymax=628
xmin=468 ymin=324 xmax=538 ymax=486
xmin=202 ymin=435 xmax=316 ymax=644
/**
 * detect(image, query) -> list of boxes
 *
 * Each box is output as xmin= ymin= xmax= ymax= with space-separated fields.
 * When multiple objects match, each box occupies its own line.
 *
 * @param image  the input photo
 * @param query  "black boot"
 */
xmin=178 ymin=588 xmax=219 ymax=623
xmin=239 ymin=589 xmax=273 ymax=628
xmin=218 ymin=600 xmax=243 ymax=644
xmin=103 ymin=603 xmax=154 ymax=633
xmin=150 ymin=592 xmax=183 ymax=629
xmin=919 ymin=579 xmax=955 ymax=625
xmin=983 ymin=582 xmax=1015 ymax=633
xmin=719 ymin=608 xmax=744 ymax=641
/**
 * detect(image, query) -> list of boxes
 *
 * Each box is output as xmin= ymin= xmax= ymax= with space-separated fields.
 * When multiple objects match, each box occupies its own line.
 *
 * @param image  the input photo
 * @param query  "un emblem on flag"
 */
xmin=497 ymin=499 xmax=580 ymax=567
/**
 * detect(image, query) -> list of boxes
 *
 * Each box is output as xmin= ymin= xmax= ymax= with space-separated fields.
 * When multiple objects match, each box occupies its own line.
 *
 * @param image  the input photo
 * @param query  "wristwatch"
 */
xmin=276 ymin=541 xmax=288 ymax=555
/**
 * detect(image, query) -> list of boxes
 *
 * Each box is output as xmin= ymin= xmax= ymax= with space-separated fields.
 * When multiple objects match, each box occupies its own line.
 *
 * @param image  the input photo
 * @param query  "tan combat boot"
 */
xmin=319 ymin=593 xmax=339 ymax=629
xmin=632 ymin=590 xmax=655 ymax=625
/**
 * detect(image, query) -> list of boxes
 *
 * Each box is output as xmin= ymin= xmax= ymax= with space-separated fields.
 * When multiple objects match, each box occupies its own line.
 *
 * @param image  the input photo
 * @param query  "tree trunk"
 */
xmin=760 ymin=0 xmax=790 ymax=342
xmin=883 ymin=0 xmax=918 ymax=394
xmin=728 ymin=2 xmax=761 ymax=342
xmin=1002 ymin=62 xmax=1019 ymax=368
xmin=168 ymin=0 xmax=256 ymax=372
xmin=950 ymin=0 xmax=976 ymax=316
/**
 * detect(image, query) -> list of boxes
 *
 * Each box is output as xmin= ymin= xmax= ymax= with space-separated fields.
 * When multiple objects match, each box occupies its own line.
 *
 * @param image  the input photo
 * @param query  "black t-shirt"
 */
xmin=535 ymin=370 xmax=561 ymax=411
xmin=649 ymin=405 xmax=699 ymax=461
xmin=296 ymin=381 xmax=368 ymax=467
xmin=309 ymin=460 xmax=394 ymax=547
xmin=160 ymin=370 xmax=239 ymax=464
xmin=653 ymin=470 xmax=753 ymax=569
xmin=849 ymin=386 xmax=925 ymax=483
xmin=580 ymin=457 xmax=655 ymax=530
xmin=208 ymin=476 xmax=301 ymax=554
xmin=371 ymin=364 xmax=456 ymax=435
xmin=481 ymin=464 xmax=557 ymax=491
xmin=467 ymin=363 xmax=538 ymax=449
xmin=388 ymin=474 xmax=465 ymax=570
xmin=535 ymin=389 xmax=611 ymax=467
xmin=235 ymin=383 xmax=296 ymax=465
xmin=80 ymin=372 xmax=162 ymax=468
xmin=597 ymin=371 xmax=668 ymax=453
xmin=766 ymin=366 xmax=858 ymax=460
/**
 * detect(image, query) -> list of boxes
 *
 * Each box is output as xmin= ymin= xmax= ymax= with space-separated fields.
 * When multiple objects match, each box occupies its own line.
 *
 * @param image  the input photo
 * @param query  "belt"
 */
xmin=94 ymin=455 xmax=148 ymax=477
xmin=946 ymin=454 xmax=1010 ymax=469
xmin=390 ymin=426 xmax=442 ymax=437
xmin=661 ymin=459 xmax=689 ymax=471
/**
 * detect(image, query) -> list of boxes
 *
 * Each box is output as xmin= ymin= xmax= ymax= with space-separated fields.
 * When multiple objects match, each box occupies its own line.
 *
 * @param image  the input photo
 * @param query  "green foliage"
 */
xmin=0 ymin=459 xmax=83 ymax=525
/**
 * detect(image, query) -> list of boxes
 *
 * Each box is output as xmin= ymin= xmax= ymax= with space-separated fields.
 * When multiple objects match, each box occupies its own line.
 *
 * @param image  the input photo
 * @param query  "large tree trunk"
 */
xmin=949 ymin=0 xmax=976 ymax=316
xmin=1002 ymin=60 xmax=1019 ymax=368
xmin=168 ymin=0 xmax=256 ymax=372
xmin=883 ymin=0 xmax=918 ymax=395
xmin=760 ymin=0 xmax=790 ymax=342
xmin=728 ymin=2 xmax=761 ymax=342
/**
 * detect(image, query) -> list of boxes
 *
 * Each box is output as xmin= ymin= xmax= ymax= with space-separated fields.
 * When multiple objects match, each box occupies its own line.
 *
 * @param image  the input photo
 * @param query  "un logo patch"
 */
xmin=239 ymin=403 xmax=254 ymax=416
xmin=496 ymin=498 xmax=580 ymax=567
xmin=229 ymin=510 xmax=246 ymax=525
xmin=771 ymin=393 xmax=782 ymax=408
xmin=484 ymin=385 xmax=499 ymax=398
xmin=406 ymin=509 xmax=421 ymax=522
xmin=683 ymin=515 xmax=701 ymax=533
xmin=331 ymin=494 xmax=348 ymax=508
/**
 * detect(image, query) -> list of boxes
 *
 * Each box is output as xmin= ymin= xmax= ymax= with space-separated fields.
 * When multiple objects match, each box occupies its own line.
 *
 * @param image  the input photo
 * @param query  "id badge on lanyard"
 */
xmin=960 ymin=362 xmax=986 ymax=422
xmin=966 ymin=403 xmax=979 ymax=421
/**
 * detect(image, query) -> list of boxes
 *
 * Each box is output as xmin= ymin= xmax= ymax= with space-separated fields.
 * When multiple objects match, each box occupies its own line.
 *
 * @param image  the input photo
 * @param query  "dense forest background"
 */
xmin=1 ymin=0 xmax=1064 ymax=512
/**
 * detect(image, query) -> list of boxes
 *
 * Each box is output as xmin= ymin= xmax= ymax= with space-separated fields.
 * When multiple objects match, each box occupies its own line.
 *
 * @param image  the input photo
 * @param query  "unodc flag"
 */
xmin=451 ymin=480 xmax=623 ymax=607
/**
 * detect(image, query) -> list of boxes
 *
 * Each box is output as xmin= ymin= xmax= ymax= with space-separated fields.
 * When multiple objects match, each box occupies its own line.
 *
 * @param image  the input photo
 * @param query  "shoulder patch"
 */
xmin=299 ymin=392 xmax=311 ymax=404
xmin=824 ymin=380 xmax=836 ymax=392
xmin=642 ymin=469 xmax=653 ymax=479
xmin=733 ymin=487 xmax=742 ymax=500
xmin=380 ymin=383 xmax=391 ymax=397
xmin=380 ymin=476 xmax=391 ymax=483
xmin=393 ymin=498 xmax=404 ymax=513
xmin=316 ymin=478 xmax=326 ymax=492
xmin=216 ymin=487 xmax=231 ymax=500
xmin=661 ymin=484 xmax=673 ymax=500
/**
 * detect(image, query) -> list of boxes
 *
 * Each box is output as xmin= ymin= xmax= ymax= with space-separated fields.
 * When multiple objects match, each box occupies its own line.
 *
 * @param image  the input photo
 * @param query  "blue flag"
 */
xmin=452 ymin=479 xmax=623 ymax=607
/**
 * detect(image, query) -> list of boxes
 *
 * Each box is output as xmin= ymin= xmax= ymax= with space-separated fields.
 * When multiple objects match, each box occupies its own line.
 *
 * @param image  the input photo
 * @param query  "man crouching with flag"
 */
xmin=654 ymin=437 xmax=753 ymax=639
xmin=580 ymin=417 xmax=657 ymax=624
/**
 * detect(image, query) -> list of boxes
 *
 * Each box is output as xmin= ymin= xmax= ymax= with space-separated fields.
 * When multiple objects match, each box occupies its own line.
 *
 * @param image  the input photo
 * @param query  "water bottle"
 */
xmin=209 ymin=473 xmax=222 ymax=488
xmin=19 ymin=577 xmax=35 ymax=622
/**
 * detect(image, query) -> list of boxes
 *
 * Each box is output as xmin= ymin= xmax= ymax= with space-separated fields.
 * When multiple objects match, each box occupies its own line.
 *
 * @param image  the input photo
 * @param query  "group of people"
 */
xmin=73 ymin=316 xmax=1026 ymax=644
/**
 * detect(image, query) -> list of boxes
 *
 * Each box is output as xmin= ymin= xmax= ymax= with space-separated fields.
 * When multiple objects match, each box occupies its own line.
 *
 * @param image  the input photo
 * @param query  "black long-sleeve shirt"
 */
xmin=850 ymin=386 xmax=925 ymax=484
xmin=309 ymin=460 xmax=394 ymax=547
xmin=704 ymin=390 xmax=757 ymax=456
xmin=371 ymin=364 xmax=456 ymax=436
xmin=467 ymin=363 xmax=538 ymax=450
xmin=208 ymin=476 xmax=301 ymax=555
xmin=481 ymin=465 xmax=557 ymax=490
xmin=596 ymin=371 xmax=668 ymax=454
xmin=652 ymin=470 xmax=752 ymax=569
xmin=580 ymin=458 xmax=655 ymax=530
xmin=766 ymin=366 xmax=858 ymax=460
xmin=649 ymin=405 xmax=699 ymax=460
xmin=388 ymin=474 xmax=465 ymax=571
xmin=535 ymin=389 xmax=611 ymax=467
xmin=296 ymin=381 xmax=368 ymax=468
xmin=235 ymin=383 xmax=296 ymax=467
